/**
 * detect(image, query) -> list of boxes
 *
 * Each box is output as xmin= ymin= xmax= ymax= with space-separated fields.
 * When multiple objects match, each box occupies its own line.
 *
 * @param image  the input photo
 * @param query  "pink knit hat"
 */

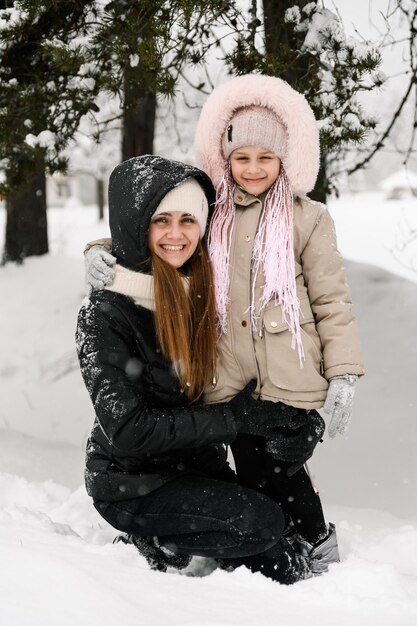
xmin=221 ymin=106 xmax=287 ymax=160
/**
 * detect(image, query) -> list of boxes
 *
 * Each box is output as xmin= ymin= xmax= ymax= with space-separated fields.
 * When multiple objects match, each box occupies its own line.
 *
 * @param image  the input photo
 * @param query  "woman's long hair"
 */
xmin=151 ymin=241 xmax=217 ymax=402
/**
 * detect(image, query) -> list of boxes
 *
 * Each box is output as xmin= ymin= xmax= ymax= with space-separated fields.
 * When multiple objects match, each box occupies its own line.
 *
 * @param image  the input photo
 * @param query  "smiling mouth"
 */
xmin=160 ymin=244 xmax=186 ymax=251
xmin=245 ymin=178 xmax=265 ymax=183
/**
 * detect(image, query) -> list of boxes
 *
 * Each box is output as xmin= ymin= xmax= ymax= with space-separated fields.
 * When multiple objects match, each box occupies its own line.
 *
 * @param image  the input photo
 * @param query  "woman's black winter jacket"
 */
xmin=76 ymin=156 xmax=237 ymax=502
xmin=76 ymin=290 xmax=237 ymax=501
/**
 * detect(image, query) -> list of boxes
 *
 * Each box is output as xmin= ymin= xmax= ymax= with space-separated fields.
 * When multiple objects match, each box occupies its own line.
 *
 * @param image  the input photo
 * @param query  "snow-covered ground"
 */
xmin=1 ymin=192 xmax=417 ymax=625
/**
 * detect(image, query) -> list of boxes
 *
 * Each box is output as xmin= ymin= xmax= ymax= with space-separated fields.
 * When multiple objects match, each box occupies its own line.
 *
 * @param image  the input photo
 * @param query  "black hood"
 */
xmin=108 ymin=155 xmax=216 ymax=270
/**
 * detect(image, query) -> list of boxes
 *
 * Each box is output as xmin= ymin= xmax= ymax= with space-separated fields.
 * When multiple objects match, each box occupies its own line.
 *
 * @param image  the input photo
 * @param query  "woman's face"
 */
xmin=149 ymin=211 xmax=201 ymax=269
xmin=229 ymin=145 xmax=281 ymax=195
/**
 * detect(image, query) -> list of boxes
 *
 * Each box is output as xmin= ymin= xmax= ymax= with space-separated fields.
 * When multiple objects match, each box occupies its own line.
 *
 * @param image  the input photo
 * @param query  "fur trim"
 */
xmin=195 ymin=74 xmax=320 ymax=195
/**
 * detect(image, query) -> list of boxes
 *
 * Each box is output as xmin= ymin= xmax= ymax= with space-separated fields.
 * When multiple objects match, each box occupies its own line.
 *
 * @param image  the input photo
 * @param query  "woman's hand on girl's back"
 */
xmin=85 ymin=246 xmax=116 ymax=291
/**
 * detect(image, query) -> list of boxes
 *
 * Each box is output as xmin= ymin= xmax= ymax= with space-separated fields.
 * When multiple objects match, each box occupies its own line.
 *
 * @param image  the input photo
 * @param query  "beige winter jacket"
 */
xmin=203 ymin=188 xmax=364 ymax=409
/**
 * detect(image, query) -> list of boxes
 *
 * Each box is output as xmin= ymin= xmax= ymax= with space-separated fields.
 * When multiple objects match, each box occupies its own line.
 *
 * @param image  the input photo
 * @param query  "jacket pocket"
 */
xmin=262 ymin=298 xmax=327 ymax=392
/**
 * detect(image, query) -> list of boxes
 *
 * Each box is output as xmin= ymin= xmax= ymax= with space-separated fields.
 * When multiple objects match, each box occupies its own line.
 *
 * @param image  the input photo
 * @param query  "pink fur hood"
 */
xmin=194 ymin=74 xmax=320 ymax=195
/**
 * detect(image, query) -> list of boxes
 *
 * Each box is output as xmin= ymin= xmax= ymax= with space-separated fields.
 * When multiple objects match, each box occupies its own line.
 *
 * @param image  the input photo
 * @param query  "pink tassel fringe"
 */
xmin=251 ymin=170 xmax=304 ymax=365
xmin=207 ymin=166 xmax=236 ymax=334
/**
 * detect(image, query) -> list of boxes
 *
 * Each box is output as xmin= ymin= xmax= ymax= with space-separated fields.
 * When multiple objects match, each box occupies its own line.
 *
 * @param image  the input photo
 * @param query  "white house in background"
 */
xmin=381 ymin=170 xmax=417 ymax=200
xmin=46 ymin=172 xmax=99 ymax=208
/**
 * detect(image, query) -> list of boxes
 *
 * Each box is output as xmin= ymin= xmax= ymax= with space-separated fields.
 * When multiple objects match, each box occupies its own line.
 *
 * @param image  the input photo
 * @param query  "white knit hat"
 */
xmin=221 ymin=106 xmax=287 ymax=160
xmin=152 ymin=178 xmax=209 ymax=238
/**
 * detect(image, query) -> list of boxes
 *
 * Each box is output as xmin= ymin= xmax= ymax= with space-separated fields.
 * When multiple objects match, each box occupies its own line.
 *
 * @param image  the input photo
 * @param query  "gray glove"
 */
xmin=85 ymin=246 xmax=116 ymax=291
xmin=323 ymin=375 xmax=357 ymax=438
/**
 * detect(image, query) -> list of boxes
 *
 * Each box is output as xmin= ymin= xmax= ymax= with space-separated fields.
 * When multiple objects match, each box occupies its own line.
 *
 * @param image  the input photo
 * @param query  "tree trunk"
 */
xmin=122 ymin=68 xmax=157 ymax=160
xmin=263 ymin=0 xmax=317 ymax=70
xmin=3 ymin=165 xmax=48 ymax=263
xmin=97 ymin=178 xmax=105 ymax=221
xmin=262 ymin=0 xmax=326 ymax=201
xmin=308 ymin=165 xmax=327 ymax=204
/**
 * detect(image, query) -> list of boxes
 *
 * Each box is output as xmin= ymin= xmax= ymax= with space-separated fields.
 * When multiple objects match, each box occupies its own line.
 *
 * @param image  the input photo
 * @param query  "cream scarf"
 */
xmin=105 ymin=265 xmax=155 ymax=310
xmin=105 ymin=264 xmax=189 ymax=309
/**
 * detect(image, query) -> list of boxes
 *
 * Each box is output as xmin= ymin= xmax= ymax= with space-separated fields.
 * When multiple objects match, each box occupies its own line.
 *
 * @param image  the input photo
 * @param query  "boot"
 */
xmin=238 ymin=536 xmax=312 ymax=585
xmin=295 ymin=522 xmax=340 ymax=575
xmin=113 ymin=534 xmax=192 ymax=572
xmin=269 ymin=537 xmax=312 ymax=584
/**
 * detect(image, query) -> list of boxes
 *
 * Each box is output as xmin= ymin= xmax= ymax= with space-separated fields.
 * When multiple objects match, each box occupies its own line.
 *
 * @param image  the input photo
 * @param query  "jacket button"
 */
xmin=236 ymin=195 xmax=244 ymax=202
xmin=270 ymin=321 xmax=278 ymax=328
xmin=241 ymin=320 xmax=247 ymax=327
xmin=244 ymin=235 xmax=251 ymax=242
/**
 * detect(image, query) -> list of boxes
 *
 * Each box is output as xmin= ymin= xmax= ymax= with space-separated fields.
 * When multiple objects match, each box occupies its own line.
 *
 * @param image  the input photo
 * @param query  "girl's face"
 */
xmin=230 ymin=146 xmax=281 ymax=195
xmin=149 ymin=211 xmax=200 ymax=269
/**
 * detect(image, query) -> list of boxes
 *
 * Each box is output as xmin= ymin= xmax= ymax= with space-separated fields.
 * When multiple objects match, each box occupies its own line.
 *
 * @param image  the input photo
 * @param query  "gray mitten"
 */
xmin=323 ymin=375 xmax=357 ymax=438
xmin=85 ymin=246 xmax=116 ymax=291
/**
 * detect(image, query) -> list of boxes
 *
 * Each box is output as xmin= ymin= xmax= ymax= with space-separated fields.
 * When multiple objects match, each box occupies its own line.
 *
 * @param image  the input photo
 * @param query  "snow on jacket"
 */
xmin=76 ymin=156 xmax=236 ymax=502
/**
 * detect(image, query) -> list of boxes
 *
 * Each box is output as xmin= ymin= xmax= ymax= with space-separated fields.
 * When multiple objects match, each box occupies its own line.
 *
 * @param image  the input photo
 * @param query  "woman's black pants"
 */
xmin=94 ymin=473 xmax=285 ymax=560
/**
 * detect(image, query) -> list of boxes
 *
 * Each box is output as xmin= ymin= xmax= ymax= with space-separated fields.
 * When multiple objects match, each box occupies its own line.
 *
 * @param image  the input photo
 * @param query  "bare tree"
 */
xmin=345 ymin=0 xmax=417 ymax=178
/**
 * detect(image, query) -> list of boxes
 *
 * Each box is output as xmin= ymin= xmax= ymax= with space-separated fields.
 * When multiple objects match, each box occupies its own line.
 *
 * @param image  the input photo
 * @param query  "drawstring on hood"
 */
xmin=207 ymin=165 xmax=236 ymax=329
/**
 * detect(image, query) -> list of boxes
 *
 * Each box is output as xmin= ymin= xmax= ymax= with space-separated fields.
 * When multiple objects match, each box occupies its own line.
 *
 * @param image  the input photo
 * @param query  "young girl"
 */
xmin=77 ymin=154 xmax=312 ymax=584
xmin=84 ymin=75 xmax=365 ymax=575
xmin=194 ymin=74 xmax=365 ymax=572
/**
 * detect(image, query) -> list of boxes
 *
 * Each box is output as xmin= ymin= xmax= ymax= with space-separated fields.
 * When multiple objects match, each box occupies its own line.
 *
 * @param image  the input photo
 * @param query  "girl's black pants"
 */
xmin=231 ymin=434 xmax=327 ymax=544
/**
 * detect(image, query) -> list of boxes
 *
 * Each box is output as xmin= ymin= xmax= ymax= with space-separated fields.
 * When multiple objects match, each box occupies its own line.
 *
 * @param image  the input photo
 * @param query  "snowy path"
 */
xmin=1 ymin=469 xmax=416 ymax=626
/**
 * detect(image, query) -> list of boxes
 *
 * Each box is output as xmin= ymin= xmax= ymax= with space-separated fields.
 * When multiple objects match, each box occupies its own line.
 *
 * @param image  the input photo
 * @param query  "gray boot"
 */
xmin=295 ymin=523 xmax=340 ymax=575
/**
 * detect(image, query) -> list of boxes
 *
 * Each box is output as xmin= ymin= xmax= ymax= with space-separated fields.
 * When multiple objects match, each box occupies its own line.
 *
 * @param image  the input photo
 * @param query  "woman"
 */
xmin=76 ymin=154 xmax=310 ymax=584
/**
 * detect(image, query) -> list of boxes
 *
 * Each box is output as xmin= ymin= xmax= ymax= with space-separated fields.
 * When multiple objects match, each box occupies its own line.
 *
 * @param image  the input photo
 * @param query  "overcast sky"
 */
xmin=332 ymin=0 xmax=408 ymax=74
xmin=335 ymin=0 xmax=391 ymax=35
